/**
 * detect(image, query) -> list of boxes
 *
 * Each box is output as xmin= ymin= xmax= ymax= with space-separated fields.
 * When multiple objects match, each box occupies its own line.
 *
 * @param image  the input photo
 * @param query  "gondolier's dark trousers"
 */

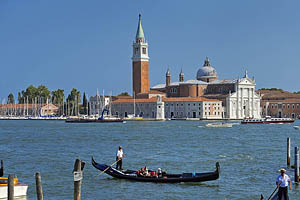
xmin=116 ymin=157 xmax=122 ymax=170
xmin=278 ymin=186 xmax=288 ymax=200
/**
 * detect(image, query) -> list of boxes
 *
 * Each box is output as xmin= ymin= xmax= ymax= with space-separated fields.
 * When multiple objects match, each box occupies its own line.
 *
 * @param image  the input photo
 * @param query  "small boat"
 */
xmin=0 ymin=177 xmax=28 ymax=198
xmin=0 ymin=161 xmax=27 ymax=198
xmin=241 ymin=116 xmax=294 ymax=124
xmin=293 ymin=126 xmax=300 ymax=130
xmin=65 ymin=117 xmax=123 ymax=123
xmin=270 ymin=191 xmax=289 ymax=200
xmin=261 ymin=191 xmax=289 ymax=200
xmin=205 ymin=123 xmax=233 ymax=127
xmin=66 ymin=108 xmax=123 ymax=123
xmin=91 ymin=157 xmax=220 ymax=183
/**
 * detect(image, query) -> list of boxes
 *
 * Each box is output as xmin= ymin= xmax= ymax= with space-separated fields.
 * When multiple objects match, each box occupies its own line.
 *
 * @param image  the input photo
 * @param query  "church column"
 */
xmin=236 ymin=83 xmax=239 ymax=119
xmin=252 ymin=88 xmax=254 ymax=117
xmin=248 ymin=88 xmax=250 ymax=118
xmin=240 ymin=88 xmax=243 ymax=119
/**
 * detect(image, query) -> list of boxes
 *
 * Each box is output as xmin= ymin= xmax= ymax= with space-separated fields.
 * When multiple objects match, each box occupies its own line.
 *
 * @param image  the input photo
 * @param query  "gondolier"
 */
xmin=116 ymin=146 xmax=125 ymax=170
xmin=276 ymin=168 xmax=291 ymax=200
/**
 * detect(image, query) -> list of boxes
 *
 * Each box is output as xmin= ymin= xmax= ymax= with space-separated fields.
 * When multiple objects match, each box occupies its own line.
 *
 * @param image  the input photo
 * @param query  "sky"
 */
xmin=1 ymin=0 xmax=300 ymax=101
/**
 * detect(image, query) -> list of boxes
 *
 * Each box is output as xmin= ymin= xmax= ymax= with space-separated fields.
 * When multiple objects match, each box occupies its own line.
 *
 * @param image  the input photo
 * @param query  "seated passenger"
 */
xmin=143 ymin=169 xmax=150 ymax=177
xmin=157 ymin=168 xmax=162 ymax=178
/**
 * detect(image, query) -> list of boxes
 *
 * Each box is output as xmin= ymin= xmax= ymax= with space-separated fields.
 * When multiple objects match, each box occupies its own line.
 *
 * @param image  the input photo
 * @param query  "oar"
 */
xmin=97 ymin=159 xmax=120 ymax=177
xmin=267 ymin=182 xmax=281 ymax=200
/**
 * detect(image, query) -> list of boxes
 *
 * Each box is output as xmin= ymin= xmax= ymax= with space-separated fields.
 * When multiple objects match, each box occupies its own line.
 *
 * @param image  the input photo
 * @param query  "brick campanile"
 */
xmin=132 ymin=14 xmax=149 ymax=95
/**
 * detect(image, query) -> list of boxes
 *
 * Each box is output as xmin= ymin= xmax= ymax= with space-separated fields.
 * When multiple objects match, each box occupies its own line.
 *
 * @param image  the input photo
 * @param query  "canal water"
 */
xmin=1 ymin=120 xmax=300 ymax=200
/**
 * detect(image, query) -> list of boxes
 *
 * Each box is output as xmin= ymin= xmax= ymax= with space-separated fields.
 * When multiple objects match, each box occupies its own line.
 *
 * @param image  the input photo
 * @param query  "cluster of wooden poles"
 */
xmin=286 ymin=137 xmax=299 ymax=182
xmin=7 ymin=158 xmax=85 ymax=200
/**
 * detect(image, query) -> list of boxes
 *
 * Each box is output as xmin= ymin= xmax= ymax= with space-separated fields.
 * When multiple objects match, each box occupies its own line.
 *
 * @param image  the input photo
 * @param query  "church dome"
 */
xmin=196 ymin=57 xmax=217 ymax=81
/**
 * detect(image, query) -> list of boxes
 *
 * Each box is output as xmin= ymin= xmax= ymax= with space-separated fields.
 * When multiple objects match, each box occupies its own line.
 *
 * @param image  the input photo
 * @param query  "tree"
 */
xmin=52 ymin=89 xmax=64 ymax=105
xmin=66 ymin=88 xmax=81 ymax=116
xmin=82 ymin=92 xmax=88 ymax=114
xmin=17 ymin=92 xmax=22 ymax=104
xmin=7 ymin=93 xmax=15 ymax=104
xmin=36 ymin=85 xmax=51 ymax=103
xmin=118 ymin=92 xmax=130 ymax=96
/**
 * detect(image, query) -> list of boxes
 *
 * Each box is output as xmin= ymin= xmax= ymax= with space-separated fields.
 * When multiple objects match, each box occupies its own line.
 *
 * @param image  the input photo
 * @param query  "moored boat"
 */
xmin=241 ymin=116 xmax=294 ymax=124
xmin=0 ymin=177 xmax=28 ymax=199
xmin=205 ymin=123 xmax=233 ymax=127
xmin=91 ymin=157 xmax=220 ymax=183
xmin=65 ymin=117 xmax=123 ymax=123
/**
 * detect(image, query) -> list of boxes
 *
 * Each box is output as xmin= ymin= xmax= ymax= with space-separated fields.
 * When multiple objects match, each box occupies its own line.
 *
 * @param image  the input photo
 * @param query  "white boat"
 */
xmin=293 ymin=126 xmax=300 ymax=130
xmin=206 ymin=123 xmax=233 ymax=127
xmin=0 ymin=177 xmax=28 ymax=199
xmin=241 ymin=116 xmax=294 ymax=124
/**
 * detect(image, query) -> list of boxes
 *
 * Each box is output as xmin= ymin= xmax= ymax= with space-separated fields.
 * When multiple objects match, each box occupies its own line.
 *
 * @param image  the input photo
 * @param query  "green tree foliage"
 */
xmin=51 ymin=89 xmax=64 ymax=105
xmin=66 ymin=88 xmax=81 ymax=116
xmin=82 ymin=92 xmax=88 ymax=114
xmin=118 ymin=92 xmax=130 ymax=96
xmin=17 ymin=92 xmax=22 ymax=104
xmin=19 ymin=85 xmax=51 ymax=104
xmin=7 ymin=93 xmax=15 ymax=104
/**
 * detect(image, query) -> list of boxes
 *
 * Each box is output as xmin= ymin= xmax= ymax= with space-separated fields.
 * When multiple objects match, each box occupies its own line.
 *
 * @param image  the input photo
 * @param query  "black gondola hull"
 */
xmin=92 ymin=157 xmax=220 ymax=183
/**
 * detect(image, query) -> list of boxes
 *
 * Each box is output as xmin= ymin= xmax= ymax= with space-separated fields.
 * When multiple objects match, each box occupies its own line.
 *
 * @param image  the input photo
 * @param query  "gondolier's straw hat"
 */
xmin=280 ymin=168 xmax=286 ymax=172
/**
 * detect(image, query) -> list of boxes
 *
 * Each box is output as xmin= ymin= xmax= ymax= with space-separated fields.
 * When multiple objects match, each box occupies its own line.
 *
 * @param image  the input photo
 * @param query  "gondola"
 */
xmin=92 ymin=157 xmax=220 ymax=183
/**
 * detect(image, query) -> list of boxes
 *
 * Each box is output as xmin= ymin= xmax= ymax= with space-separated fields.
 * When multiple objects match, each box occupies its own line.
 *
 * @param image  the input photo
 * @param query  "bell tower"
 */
xmin=132 ymin=14 xmax=149 ymax=95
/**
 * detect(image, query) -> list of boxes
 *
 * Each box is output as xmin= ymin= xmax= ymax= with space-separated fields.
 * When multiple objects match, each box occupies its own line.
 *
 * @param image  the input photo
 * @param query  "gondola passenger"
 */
xmin=157 ymin=168 xmax=162 ymax=178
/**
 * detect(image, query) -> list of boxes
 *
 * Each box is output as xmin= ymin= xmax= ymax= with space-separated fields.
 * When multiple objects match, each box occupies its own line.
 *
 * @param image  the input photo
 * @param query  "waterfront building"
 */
xmin=0 ymin=103 xmax=58 ymax=117
xmin=111 ymin=14 xmax=261 ymax=120
xmin=111 ymin=96 xmax=222 ymax=120
xmin=89 ymin=92 xmax=110 ymax=116
xmin=151 ymin=59 xmax=261 ymax=119
xmin=259 ymin=90 xmax=300 ymax=119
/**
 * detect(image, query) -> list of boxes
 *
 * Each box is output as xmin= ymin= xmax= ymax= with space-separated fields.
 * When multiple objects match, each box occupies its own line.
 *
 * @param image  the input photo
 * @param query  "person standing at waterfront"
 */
xmin=276 ymin=168 xmax=291 ymax=200
xmin=116 ymin=146 xmax=125 ymax=170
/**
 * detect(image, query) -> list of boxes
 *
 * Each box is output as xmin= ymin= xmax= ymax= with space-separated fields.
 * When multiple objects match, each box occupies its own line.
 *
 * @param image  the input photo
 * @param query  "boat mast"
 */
xmin=134 ymin=92 xmax=135 ymax=117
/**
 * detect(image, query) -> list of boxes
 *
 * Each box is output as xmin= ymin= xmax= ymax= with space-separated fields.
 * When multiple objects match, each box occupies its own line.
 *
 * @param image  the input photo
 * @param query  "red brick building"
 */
xmin=260 ymin=90 xmax=300 ymax=118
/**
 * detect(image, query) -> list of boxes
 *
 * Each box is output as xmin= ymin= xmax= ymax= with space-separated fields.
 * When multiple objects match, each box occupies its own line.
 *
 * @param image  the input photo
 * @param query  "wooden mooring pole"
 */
xmin=295 ymin=146 xmax=299 ymax=183
xmin=8 ymin=174 xmax=15 ymax=200
xmin=73 ymin=159 xmax=83 ymax=200
xmin=0 ymin=160 xmax=3 ymax=177
xmin=287 ymin=137 xmax=291 ymax=167
xmin=35 ymin=172 xmax=43 ymax=200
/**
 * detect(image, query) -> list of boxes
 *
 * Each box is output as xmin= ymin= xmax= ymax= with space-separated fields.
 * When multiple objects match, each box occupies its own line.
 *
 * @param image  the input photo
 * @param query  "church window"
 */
xmin=142 ymin=48 xmax=147 ymax=54
xmin=288 ymin=104 xmax=290 ymax=109
xmin=135 ymin=48 xmax=139 ymax=54
xmin=292 ymin=104 xmax=295 ymax=109
xmin=297 ymin=104 xmax=299 ymax=109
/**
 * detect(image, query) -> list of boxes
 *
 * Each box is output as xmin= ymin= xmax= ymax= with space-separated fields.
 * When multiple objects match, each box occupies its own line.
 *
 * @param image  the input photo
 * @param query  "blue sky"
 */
xmin=1 ymin=0 xmax=300 ymax=101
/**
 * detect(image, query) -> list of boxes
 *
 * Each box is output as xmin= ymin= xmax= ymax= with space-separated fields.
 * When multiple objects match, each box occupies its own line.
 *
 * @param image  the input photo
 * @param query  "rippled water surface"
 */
xmin=1 ymin=120 xmax=300 ymax=200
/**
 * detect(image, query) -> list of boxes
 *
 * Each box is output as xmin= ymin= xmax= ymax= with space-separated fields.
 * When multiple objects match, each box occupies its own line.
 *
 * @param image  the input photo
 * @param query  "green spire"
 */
xmin=136 ymin=14 xmax=145 ymax=39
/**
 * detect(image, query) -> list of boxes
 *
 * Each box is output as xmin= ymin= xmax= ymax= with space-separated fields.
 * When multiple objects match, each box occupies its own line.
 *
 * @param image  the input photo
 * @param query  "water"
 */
xmin=1 ymin=120 xmax=300 ymax=200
